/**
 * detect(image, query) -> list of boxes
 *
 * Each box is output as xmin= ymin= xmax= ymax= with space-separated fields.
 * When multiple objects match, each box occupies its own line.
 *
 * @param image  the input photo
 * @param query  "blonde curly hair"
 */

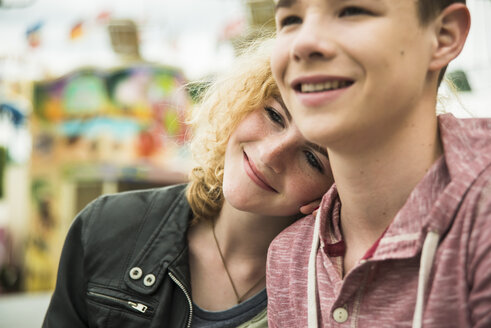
xmin=185 ymin=37 xmax=279 ymax=223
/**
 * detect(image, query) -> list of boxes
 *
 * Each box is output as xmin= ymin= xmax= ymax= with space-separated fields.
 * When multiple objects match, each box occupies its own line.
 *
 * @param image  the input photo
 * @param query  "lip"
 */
xmin=290 ymin=75 xmax=354 ymax=107
xmin=243 ymin=152 xmax=277 ymax=193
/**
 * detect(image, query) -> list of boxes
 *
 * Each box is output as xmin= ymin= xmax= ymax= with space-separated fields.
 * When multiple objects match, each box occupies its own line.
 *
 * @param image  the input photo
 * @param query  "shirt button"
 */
xmin=333 ymin=307 xmax=349 ymax=323
xmin=129 ymin=267 xmax=142 ymax=280
xmin=143 ymin=273 xmax=156 ymax=286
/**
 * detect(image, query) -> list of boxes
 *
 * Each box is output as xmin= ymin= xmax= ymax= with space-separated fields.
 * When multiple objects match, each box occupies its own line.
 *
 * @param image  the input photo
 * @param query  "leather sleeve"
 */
xmin=42 ymin=199 xmax=99 ymax=328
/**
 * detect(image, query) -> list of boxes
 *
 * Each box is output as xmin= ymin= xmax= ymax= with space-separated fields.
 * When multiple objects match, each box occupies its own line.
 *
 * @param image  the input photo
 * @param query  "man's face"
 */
xmin=271 ymin=0 xmax=438 ymax=150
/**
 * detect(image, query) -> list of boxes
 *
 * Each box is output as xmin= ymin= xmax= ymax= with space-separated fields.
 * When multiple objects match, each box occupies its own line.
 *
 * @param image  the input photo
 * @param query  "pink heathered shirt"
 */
xmin=267 ymin=114 xmax=491 ymax=328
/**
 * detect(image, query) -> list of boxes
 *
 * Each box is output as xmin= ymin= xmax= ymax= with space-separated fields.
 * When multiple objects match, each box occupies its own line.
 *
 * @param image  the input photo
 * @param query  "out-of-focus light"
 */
xmin=447 ymin=70 xmax=472 ymax=92
xmin=0 ymin=0 xmax=37 ymax=8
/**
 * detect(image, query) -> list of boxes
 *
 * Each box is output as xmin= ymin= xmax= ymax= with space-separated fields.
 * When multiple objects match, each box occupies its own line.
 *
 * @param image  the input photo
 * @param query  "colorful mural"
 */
xmin=25 ymin=64 xmax=193 ymax=291
xmin=32 ymin=64 xmax=191 ymax=168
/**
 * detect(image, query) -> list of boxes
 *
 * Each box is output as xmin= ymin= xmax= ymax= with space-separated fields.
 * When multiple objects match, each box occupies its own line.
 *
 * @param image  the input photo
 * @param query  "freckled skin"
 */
xmin=222 ymin=98 xmax=334 ymax=217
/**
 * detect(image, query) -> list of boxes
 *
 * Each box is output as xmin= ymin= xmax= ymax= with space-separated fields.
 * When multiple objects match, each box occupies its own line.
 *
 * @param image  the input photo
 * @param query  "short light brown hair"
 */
xmin=185 ymin=38 xmax=278 ymax=223
xmin=417 ymin=0 xmax=466 ymax=24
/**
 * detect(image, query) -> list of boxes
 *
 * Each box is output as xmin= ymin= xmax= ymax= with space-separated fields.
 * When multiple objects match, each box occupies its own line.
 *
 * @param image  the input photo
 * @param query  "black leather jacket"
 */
xmin=43 ymin=184 xmax=194 ymax=327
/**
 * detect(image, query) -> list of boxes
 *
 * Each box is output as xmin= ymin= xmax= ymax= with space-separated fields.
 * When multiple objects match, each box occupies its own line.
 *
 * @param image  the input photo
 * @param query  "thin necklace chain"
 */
xmin=211 ymin=221 xmax=266 ymax=304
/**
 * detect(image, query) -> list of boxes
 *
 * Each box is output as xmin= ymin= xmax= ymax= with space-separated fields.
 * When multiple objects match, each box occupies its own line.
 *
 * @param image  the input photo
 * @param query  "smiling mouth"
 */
xmin=295 ymin=80 xmax=354 ymax=93
xmin=243 ymin=152 xmax=278 ymax=193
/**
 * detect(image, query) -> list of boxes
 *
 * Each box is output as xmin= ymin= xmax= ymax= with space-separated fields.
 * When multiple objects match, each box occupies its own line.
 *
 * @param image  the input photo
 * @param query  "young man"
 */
xmin=266 ymin=0 xmax=491 ymax=327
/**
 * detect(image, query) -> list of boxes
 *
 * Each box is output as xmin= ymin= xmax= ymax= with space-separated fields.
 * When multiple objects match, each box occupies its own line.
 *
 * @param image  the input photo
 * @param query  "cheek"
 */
xmin=234 ymin=111 xmax=267 ymax=141
xmin=222 ymin=146 xmax=247 ymax=207
xmin=271 ymin=42 xmax=288 ymax=84
xmin=286 ymin=172 xmax=331 ymax=205
xmin=222 ymin=146 xmax=235 ymax=190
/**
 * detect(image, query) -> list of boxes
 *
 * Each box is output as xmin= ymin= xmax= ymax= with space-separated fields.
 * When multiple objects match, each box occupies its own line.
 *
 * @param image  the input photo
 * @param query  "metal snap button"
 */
xmin=333 ymin=307 xmax=349 ymax=323
xmin=143 ymin=273 xmax=156 ymax=286
xmin=129 ymin=267 xmax=143 ymax=280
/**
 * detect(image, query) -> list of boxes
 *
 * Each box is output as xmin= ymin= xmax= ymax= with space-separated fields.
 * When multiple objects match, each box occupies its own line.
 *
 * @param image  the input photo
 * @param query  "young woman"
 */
xmin=43 ymin=39 xmax=334 ymax=328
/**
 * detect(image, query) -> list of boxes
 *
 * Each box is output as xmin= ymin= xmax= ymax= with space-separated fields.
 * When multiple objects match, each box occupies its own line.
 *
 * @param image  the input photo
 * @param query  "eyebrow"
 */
xmin=307 ymin=141 xmax=329 ymax=159
xmin=273 ymin=96 xmax=329 ymax=159
xmin=274 ymin=96 xmax=291 ymax=121
xmin=276 ymin=0 xmax=382 ymax=10
xmin=275 ymin=0 xmax=297 ymax=10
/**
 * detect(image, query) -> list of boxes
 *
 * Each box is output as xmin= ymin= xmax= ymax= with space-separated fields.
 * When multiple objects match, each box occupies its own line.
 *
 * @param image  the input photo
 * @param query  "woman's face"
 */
xmin=222 ymin=97 xmax=334 ymax=217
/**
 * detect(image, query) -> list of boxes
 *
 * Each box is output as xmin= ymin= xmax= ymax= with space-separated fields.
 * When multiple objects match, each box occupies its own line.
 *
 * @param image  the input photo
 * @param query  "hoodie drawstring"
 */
xmin=307 ymin=211 xmax=440 ymax=328
xmin=307 ymin=210 xmax=322 ymax=328
xmin=412 ymin=230 xmax=440 ymax=328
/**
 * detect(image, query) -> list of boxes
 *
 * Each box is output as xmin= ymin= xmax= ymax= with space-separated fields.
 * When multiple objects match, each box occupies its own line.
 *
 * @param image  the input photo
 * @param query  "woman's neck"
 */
xmin=213 ymin=201 xmax=297 ymax=260
xmin=187 ymin=201 xmax=297 ymax=310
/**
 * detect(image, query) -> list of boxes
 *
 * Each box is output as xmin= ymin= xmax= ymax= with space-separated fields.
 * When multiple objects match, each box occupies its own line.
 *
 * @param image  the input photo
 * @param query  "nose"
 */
xmin=291 ymin=15 xmax=336 ymax=62
xmin=259 ymin=131 xmax=300 ymax=174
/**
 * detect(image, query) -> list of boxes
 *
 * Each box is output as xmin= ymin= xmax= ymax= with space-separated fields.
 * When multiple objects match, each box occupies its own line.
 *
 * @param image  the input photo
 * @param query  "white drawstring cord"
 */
xmin=307 ymin=210 xmax=322 ymax=328
xmin=412 ymin=231 xmax=440 ymax=328
xmin=307 ymin=212 xmax=439 ymax=328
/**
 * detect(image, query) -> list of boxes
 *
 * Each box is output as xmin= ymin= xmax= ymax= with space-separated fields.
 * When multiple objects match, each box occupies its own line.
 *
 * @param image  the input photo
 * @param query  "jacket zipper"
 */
xmin=168 ymin=271 xmax=193 ymax=328
xmin=87 ymin=291 xmax=149 ymax=314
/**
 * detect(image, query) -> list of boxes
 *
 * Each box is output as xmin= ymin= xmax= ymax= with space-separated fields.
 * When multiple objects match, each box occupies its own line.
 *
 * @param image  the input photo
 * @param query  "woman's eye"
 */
xmin=304 ymin=151 xmax=323 ymax=173
xmin=265 ymin=106 xmax=285 ymax=127
xmin=279 ymin=15 xmax=302 ymax=28
xmin=339 ymin=7 xmax=369 ymax=17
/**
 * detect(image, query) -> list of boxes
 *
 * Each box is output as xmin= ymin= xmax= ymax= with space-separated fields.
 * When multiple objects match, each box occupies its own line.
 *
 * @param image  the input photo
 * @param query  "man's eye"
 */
xmin=304 ymin=151 xmax=323 ymax=173
xmin=278 ymin=15 xmax=302 ymax=28
xmin=264 ymin=106 xmax=285 ymax=127
xmin=339 ymin=7 xmax=369 ymax=17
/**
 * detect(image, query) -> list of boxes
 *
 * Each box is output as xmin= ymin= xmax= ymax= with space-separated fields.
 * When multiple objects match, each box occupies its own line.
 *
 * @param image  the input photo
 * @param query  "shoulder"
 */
xmin=267 ymin=215 xmax=315 ymax=278
xmin=458 ymin=167 xmax=491 ymax=325
xmin=439 ymin=115 xmax=491 ymax=170
xmin=269 ymin=215 xmax=316 ymax=257
xmin=445 ymin=165 xmax=491 ymax=276
xmin=439 ymin=114 xmax=491 ymax=137
xmin=75 ymin=183 xmax=190 ymax=251
xmin=91 ymin=183 xmax=187 ymax=216
xmin=82 ymin=183 xmax=188 ymax=225
xmin=461 ymin=164 xmax=491 ymax=219
xmin=467 ymin=165 xmax=491 ymax=235
xmin=266 ymin=216 xmax=314 ymax=327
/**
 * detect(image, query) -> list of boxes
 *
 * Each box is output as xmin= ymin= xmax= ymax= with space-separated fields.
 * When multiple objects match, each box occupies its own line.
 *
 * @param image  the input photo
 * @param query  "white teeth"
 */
xmin=302 ymin=84 xmax=314 ymax=92
xmin=300 ymin=80 xmax=349 ymax=93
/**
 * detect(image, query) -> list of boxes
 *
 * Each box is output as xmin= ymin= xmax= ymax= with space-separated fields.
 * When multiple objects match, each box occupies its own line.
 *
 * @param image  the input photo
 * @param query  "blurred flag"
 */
xmin=218 ymin=17 xmax=246 ymax=42
xmin=96 ymin=11 xmax=112 ymax=25
xmin=70 ymin=21 xmax=84 ymax=40
xmin=25 ymin=21 xmax=43 ymax=48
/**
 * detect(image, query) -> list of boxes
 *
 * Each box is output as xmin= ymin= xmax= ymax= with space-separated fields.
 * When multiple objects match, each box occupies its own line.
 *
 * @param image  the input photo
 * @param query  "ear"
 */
xmin=299 ymin=199 xmax=321 ymax=215
xmin=429 ymin=3 xmax=471 ymax=72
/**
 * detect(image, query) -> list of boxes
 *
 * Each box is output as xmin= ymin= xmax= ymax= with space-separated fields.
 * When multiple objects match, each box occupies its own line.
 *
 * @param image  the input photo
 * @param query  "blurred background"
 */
xmin=0 ymin=0 xmax=489 ymax=326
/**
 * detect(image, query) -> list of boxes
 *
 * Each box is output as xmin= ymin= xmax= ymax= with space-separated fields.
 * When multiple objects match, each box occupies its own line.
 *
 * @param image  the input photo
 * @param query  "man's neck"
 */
xmin=328 ymin=106 xmax=442 ymax=270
